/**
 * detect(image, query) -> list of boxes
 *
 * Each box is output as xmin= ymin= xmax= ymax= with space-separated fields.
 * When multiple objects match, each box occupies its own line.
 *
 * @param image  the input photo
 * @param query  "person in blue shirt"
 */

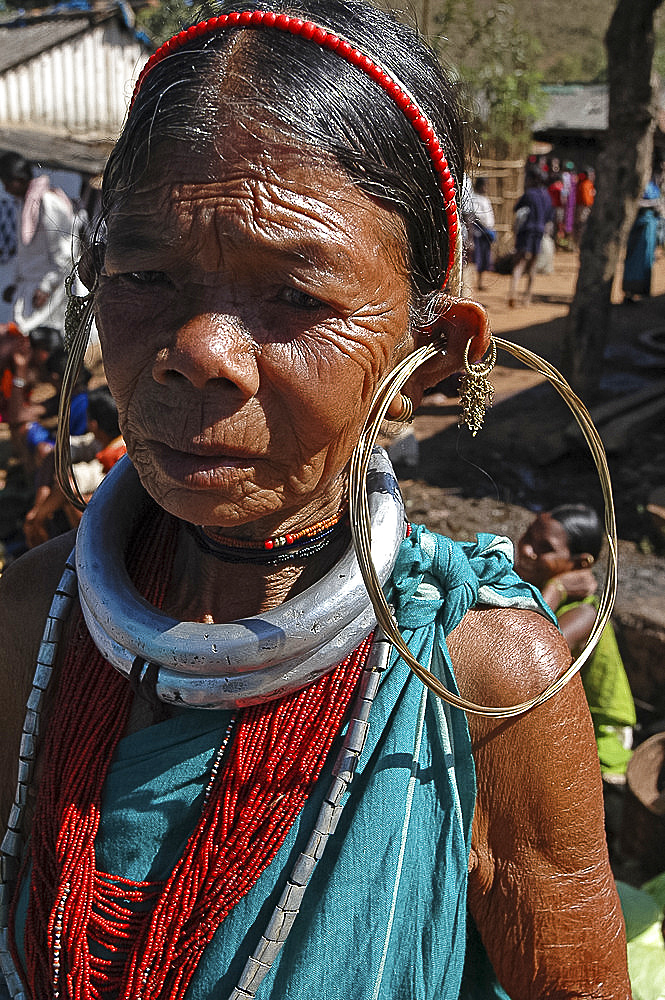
xmin=622 ymin=166 xmax=663 ymax=303
xmin=509 ymin=166 xmax=554 ymax=307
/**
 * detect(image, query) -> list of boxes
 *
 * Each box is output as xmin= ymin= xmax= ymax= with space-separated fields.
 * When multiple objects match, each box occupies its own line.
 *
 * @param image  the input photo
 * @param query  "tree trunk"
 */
xmin=563 ymin=0 xmax=663 ymax=400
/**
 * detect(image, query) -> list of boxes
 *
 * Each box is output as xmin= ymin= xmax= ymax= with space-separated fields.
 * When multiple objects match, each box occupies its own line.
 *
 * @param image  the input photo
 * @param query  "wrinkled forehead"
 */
xmin=115 ymin=120 xmax=341 ymax=195
xmin=104 ymin=121 xmax=407 ymax=264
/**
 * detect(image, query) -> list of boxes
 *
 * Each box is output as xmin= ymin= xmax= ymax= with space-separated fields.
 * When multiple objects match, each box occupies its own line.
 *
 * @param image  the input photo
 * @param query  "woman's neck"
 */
xmin=163 ymin=497 xmax=350 ymax=623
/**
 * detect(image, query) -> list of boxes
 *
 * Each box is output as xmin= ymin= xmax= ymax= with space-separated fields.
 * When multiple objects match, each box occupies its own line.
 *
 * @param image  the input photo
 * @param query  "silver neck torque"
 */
xmin=76 ymin=448 xmax=405 ymax=708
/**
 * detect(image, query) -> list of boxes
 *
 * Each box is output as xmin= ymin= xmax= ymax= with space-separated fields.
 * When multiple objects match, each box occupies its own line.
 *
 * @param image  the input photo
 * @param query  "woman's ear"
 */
xmin=77 ymin=243 xmax=101 ymax=292
xmin=398 ymin=298 xmax=492 ymax=409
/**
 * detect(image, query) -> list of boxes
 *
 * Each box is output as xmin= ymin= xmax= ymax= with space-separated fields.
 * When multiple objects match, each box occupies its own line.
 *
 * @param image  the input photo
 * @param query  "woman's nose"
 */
xmin=152 ymin=313 xmax=260 ymax=398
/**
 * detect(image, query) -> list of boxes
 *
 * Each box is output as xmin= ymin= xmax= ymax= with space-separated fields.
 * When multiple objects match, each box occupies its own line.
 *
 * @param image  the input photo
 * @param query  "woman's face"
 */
xmin=96 ymin=127 xmax=411 ymax=532
xmin=515 ymin=513 xmax=574 ymax=588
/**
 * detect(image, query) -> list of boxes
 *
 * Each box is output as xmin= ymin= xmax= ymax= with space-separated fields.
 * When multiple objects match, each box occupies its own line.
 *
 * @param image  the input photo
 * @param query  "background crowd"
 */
xmin=463 ymin=153 xmax=664 ymax=308
xmin=0 ymin=152 xmax=124 ymax=568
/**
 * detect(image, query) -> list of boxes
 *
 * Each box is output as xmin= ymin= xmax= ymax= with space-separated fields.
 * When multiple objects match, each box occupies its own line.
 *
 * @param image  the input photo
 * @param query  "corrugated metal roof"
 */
xmin=534 ymin=84 xmax=609 ymax=134
xmin=0 ymin=8 xmax=151 ymax=171
xmin=0 ymin=18 xmax=92 ymax=74
xmin=0 ymin=122 xmax=114 ymax=173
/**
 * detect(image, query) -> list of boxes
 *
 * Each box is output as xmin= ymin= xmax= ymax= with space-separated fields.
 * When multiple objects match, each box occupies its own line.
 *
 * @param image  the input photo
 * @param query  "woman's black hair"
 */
xmin=550 ymin=504 xmax=603 ymax=561
xmin=29 ymin=326 xmax=63 ymax=355
xmin=0 ymin=151 xmax=33 ymax=185
xmin=98 ymin=0 xmax=467 ymax=320
xmin=87 ymin=385 xmax=121 ymax=439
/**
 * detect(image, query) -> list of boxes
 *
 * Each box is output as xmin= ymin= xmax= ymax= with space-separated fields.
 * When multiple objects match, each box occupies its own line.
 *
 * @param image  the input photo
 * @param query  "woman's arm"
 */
xmin=555 ymin=603 xmax=598 ymax=656
xmin=450 ymin=607 xmax=631 ymax=999
xmin=540 ymin=569 xmax=598 ymax=655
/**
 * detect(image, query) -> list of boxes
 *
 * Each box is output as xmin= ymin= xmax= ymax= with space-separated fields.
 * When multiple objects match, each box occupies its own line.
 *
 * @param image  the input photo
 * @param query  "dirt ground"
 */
xmin=393 ymin=247 xmax=665 ymax=624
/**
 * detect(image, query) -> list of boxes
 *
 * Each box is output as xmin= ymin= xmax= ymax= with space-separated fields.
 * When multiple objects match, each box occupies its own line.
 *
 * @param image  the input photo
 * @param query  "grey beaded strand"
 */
xmin=0 ymin=552 xmax=78 ymax=1000
xmin=226 ymin=629 xmax=391 ymax=1000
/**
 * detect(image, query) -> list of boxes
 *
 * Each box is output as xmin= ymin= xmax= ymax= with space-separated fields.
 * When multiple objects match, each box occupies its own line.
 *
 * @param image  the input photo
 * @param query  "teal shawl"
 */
xmin=13 ymin=528 xmax=551 ymax=1000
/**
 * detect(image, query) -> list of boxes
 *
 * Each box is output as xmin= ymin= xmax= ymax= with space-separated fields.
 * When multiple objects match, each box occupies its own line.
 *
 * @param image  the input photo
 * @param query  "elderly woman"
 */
xmin=0 ymin=1 xmax=630 ymax=998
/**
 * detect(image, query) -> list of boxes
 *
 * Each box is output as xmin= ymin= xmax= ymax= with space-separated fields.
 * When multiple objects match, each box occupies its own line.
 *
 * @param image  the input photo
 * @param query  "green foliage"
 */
xmin=435 ymin=1 xmax=548 ymax=158
xmin=547 ymin=42 xmax=607 ymax=84
xmin=134 ymin=0 xmax=193 ymax=45
xmin=654 ymin=7 xmax=665 ymax=80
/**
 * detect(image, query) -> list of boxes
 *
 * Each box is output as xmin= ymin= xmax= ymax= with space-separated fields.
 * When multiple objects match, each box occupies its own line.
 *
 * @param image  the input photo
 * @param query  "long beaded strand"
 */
xmin=16 ymin=503 xmax=371 ymax=1000
xmin=21 ymin=506 xmax=178 ymax=1000
xmin=123 ymin=639 xmax=370 ymax=1000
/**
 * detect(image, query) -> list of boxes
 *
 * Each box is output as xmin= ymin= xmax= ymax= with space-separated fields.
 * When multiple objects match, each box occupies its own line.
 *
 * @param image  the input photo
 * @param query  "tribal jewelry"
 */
xmin=458 ymin=337 xmax=497 ymax=436
xmin=0 ymin=499 xmax=379 ymax=1000
xmin=183 ymin=510 xmax=348 ymax=565
xmin=62 ymin=270 xmax=95 ymax=353
xmin=130 ymin=10 xmax=459 ymax=290
xmin=56 ymin=270 xmax=97 ymax=512
xmin=389 ymin=393 xmax=414 ymax=424
xmin=0 ymin=556 xmax=79 ymax=1000
xmin=227 ymin=629 xmax=391 ymax=1000
xmin=75 ymin=449 xmax=405 ymax=708
xmin=348 ymin=335 xmax=618 ymax=718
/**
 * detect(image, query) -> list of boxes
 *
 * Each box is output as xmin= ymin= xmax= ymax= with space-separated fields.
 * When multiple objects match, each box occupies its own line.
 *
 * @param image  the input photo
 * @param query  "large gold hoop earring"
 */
xmin=349 ymin=336 xmax=618 ymax=718
xmin=55 ymin=268 xmax=97 ymax=511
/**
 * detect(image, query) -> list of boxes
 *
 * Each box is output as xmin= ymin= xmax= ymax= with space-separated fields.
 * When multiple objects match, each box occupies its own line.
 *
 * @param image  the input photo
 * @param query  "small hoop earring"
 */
xmin=390 ymin=394 xmax=414 ymax=423
xmin=459 ymin=338 xmax=497 ymax=436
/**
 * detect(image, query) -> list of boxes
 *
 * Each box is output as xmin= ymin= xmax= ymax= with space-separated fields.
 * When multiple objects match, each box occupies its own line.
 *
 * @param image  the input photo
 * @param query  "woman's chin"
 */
xmin=135 ymin=460 xmax=277 ymax=529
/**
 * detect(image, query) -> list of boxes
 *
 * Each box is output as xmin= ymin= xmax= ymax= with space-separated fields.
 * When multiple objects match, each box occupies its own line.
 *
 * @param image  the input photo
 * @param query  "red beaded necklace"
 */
xmin=183 ymin=509 xmax=349 ymax=564
xmin=15 ymin=506 xmax=371 ymax=1000
xmin=204 ymin=508 xmax=345 ymax=551
xmin=130 ymin=9 xmax=459 ymax=288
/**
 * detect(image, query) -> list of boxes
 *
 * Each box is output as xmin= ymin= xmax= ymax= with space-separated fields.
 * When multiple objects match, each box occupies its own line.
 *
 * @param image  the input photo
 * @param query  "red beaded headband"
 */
xmin=131 ymin=10 xmax=459 ymax=287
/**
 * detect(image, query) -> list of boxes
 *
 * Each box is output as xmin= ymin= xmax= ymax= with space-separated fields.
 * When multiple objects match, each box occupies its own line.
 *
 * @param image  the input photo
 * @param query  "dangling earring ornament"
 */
xmin=389 ymin=393 xmax=414 ymax=423
xmin=63 ymin=269 xmax=95 ymax=352
xmin=459 ymin=337 xmax=497 ymax=436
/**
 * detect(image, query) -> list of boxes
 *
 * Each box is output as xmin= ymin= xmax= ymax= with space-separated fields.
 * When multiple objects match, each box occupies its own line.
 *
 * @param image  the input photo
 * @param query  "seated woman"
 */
xmin=22 ymin=386 xmax=126 ymax=549
xmin=515 ymin=504 xmax=636 ymax=782
xmin=0 ymin=2 xmax=630 ymax=998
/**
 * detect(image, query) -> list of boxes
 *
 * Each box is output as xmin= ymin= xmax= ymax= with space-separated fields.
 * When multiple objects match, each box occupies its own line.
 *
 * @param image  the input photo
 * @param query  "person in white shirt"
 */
xmin=0 ymin=152 xmax=76 ymax=338
xmin=470 ymin=176 xmax=496 ymax=290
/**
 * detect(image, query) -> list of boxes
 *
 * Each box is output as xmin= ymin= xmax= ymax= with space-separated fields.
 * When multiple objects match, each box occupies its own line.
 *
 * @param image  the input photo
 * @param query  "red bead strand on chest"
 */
xmin=16 ymin=503 xmax=370 ymax=1000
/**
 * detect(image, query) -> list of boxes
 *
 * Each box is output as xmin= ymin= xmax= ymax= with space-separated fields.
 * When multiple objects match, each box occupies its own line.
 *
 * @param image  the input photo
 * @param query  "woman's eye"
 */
xmin=122 ymin=270 xmax=172 ymax=287
xmin=279 ymin=286 xmax=325 ymax=310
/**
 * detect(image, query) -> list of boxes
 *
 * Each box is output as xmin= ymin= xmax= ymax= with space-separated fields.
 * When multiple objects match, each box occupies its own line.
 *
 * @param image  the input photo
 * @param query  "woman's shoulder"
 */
xmin=0 ymin=531 xmax=76 ymax=630
xmin=0 ymin=532 xmax=76 ymax=709
xmin=447 ymin=604 xmax=570 ymax=708
xmin=0 ymin=531 xmax=76 ymax=825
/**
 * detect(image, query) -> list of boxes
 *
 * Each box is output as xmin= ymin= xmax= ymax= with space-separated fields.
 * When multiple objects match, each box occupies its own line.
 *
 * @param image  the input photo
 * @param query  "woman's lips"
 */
xmin=149 ymin=440 xmax=259 ymax=484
